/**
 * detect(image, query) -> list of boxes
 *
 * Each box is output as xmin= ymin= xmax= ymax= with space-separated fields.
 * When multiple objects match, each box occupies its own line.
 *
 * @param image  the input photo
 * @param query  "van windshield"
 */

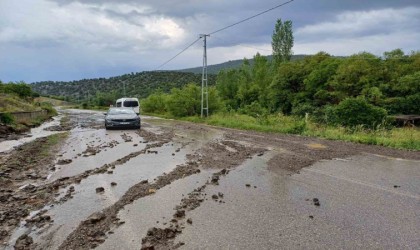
xmin=124 ymin=101 xmax=138 ymax=107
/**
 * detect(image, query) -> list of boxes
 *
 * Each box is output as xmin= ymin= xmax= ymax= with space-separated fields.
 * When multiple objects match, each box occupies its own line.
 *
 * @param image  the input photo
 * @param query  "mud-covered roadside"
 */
xmin=4 ymin=129 xmax=172 ymax=249
xmin=0 ymin=112 xmax=173 ymax=248
xmin=0 ymin=133 xmax=68 ymax=244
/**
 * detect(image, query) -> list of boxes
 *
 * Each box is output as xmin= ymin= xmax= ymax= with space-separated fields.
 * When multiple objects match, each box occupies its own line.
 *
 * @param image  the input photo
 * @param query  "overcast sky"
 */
xmin=1 ymin=0 xmax=419 ymax=82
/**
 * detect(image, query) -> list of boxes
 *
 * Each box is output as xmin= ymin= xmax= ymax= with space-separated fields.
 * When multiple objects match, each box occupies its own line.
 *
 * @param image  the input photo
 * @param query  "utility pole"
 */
xmin=200 ymin=34 xmax=210 ymax=118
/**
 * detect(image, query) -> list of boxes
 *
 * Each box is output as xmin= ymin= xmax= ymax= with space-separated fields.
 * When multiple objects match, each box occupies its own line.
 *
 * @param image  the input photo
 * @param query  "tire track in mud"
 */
xmin=8 ymin=129 xmax=173 ymax=249
xmin=59 ymin=139 xmax=264 ymax=249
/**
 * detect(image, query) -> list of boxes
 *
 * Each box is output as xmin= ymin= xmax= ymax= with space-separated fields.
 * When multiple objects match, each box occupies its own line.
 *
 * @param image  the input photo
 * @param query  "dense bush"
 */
xmin=333 ymin=97 xmax=388 ymax=128
xmin=141 ymin=91 xmax=168 ymax=114
xmin=2 ymin=82 xmax=33 ymax=98
xmin=0 ymin=112 xmax=14 ymax=124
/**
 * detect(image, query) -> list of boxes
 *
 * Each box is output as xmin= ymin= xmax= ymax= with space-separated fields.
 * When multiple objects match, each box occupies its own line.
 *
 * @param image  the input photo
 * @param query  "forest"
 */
xmin=31 ymin=71 xmax=217 ymax=106
xmin=143 ymin=49 xmax=420 ymax=127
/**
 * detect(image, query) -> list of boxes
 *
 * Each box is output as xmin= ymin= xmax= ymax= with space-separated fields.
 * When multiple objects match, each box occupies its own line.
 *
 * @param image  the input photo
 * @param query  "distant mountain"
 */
xmin=31 ymin=71 xmax=216 ymax=102
xmin=178 ymin=54 xmax=308 ymax=74
xmin=31 ymin=55 xmax=308 ymax=101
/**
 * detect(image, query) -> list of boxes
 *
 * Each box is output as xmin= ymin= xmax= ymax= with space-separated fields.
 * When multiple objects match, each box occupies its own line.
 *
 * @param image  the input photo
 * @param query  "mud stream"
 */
xmin=1 ymin=109 xmax=419 ymax=250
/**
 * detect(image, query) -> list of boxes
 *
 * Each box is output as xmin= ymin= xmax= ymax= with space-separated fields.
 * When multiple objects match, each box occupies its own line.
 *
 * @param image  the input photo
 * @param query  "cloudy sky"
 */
xmin=1 ymin=0 xmax=419 ymax=82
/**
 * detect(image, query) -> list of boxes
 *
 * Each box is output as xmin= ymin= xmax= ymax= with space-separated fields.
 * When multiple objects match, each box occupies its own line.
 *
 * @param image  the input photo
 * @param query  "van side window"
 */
xmin=123 ymin=101 xmax=139 ymax=107
xmin=116 ymin=102 xmax=122 ymax=107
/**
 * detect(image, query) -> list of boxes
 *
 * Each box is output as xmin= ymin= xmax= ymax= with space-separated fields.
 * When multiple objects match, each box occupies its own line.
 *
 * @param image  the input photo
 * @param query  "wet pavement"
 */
xmin=1 ymin=108 xmax=419 ymax=249
xmin=177 ymin=153 xmax=420 ymax=249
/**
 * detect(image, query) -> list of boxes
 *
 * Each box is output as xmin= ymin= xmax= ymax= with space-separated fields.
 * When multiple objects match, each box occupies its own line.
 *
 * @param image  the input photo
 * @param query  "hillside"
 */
xmin=178 ymin=54 xmax=307 ymax=74
xmin=31 ymin=71 xmax=217 ymax=102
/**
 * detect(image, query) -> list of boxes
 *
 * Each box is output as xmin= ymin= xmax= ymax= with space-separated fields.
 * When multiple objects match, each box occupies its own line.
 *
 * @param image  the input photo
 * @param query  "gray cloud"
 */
xmin=0 ymin=0 xmax=419 ymax=82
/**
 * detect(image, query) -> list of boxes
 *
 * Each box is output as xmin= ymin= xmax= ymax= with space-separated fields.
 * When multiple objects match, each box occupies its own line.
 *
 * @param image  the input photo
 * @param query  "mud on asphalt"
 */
xmin=2 ymin=112 xmax=420 ymax=250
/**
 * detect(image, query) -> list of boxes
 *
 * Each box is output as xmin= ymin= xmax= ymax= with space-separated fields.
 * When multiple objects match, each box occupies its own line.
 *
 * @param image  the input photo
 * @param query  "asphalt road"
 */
xmin=2 ymin=109 xmax=419 ymax=250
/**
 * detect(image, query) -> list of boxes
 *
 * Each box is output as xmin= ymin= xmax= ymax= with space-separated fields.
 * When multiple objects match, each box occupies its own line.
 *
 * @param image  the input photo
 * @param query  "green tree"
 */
xmin=272 ymin=19 xmax=294 ymax=65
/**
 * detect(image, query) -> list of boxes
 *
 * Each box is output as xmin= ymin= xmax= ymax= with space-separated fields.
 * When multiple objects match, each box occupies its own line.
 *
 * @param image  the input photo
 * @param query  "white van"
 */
xmin=116 ymin=98 xmax=140 ymax=114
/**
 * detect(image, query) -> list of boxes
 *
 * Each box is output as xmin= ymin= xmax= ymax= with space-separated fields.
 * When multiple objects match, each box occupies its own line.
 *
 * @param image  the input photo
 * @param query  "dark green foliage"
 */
xmin=165 ymin=84 xmax=222 ymax=117
xmin=238 ymin=101 xmax=268 ymax=118
xmin=141 ymin=91 xmax=168 ymax=114
xmin=31 ymin=72 xmax=217 ymax=104
xmin=1 ymin=81 xmax=34 ymax=98
xmin=333 ymin=97 xmax=388 ymax=128
xmin=213 ymin=49 xmax=419 ymax=122
xmin=0 ymin=112 xmax=14 ymax=124
xmin=382 ymin=94 xmax=420 ymax=115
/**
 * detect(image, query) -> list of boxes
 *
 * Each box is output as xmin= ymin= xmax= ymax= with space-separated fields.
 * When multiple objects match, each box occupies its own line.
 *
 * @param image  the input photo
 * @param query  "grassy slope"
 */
xmin=0 ymin=94 xmax=39 ymax=112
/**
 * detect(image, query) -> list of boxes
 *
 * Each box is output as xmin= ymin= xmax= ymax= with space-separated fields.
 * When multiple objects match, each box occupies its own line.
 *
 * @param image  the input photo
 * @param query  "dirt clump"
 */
xmin=14 ymin=233 xmax=34 ymax=250
xmin=57 ymin=159 xmax=72 ymax=165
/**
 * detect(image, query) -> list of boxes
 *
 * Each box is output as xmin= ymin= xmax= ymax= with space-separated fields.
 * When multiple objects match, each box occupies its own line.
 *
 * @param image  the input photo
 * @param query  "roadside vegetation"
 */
xmin=139 ymin=19 xmax=420 ymax=150
xmin=0 ymin=81 xmax=57 ymax=132
xmin=10 ymin=19 xmax=419 ymax=150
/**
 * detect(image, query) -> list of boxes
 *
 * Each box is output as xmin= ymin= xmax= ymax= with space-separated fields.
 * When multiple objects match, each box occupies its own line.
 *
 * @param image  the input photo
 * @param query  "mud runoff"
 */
xmin=0 ymin=134 xmax=67 ymax=244
xmin=2 ymin=109 xmax=420 ymax=250
xmin=59 ymin=139 xmax=262 ymax=249
xmin=0 ymin=112 xmax=172 ymax=248
xmin=140 ymin=169 xmax=229 ymax=250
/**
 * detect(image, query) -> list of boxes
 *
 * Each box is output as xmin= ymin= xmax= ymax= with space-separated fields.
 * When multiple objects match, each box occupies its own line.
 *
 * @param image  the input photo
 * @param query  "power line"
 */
xmin=154 ymin=0 xmax=295 ymax=70
xmin=208 ymin=0 xmax=295 ymax=35
xmin=155 ymin=37 xmax=201 ymax=70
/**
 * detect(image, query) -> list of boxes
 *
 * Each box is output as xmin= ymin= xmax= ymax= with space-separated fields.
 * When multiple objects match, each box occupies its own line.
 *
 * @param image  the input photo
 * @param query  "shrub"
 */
xmin=141 ymin=91 xmax=168 ymax=114
xmin=0 ymin=112 xmax=15 ymax=124
xmin=239 ymin=101 xmax=268 ymax=118
xmin=40 ymin=102 xmax=57 ymax=115
xmin=291 ymin=103 xmax=316 ymax=117
xmin=381 ymin=94 xmax=420 ymax=115
xmin=334 ymin=97 xmax=387 ymax=128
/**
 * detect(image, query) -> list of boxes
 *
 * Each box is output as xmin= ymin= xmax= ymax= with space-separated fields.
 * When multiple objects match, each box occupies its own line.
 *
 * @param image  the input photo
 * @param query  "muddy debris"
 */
xmin=141 ymin=227 xmax=181 ymax=249
xmin=60 ymin=160 xmax=200 ymax=250
xmin=245 ymin=184 xmax=251 ymax=187
xmin=111 ymin=182 xmax=117 ymax=186
xmin=174 ymin=209 xmax=185 ymax=218
xmin=88 ymin=212 xmax=106 ymax=224
xmin=393 ymin=185 xmax=401 ymax=188
xmin=313 ymin=198 xmax=320 ymax=206
xmin=121 ymin=133 xmax=133 ymax=142
xmin=14 ymin=233 xmax=34 ymax=250
xmin=186 ymin=218 xmax=192 ymax=224
xmin=57 ymin=159 xmax=72 ymax=165
xmin=95 ymin=187 xmax=105 ymax=193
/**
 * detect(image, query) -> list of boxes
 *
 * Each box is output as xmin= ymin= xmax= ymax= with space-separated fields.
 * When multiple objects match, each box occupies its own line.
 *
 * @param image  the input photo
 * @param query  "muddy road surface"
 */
xmin=1 ymin=109 xmax=419 ymax=250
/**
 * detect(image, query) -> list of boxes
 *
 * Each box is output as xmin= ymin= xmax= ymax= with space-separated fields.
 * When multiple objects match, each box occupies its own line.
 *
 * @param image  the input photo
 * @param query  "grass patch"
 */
xmin=40 ymin=132 xmax=69 ymax=157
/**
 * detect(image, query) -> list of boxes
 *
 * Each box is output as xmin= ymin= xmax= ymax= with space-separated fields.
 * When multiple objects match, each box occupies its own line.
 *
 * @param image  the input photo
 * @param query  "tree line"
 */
xmin=142 ymin=49 xmax=419 ymax=128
